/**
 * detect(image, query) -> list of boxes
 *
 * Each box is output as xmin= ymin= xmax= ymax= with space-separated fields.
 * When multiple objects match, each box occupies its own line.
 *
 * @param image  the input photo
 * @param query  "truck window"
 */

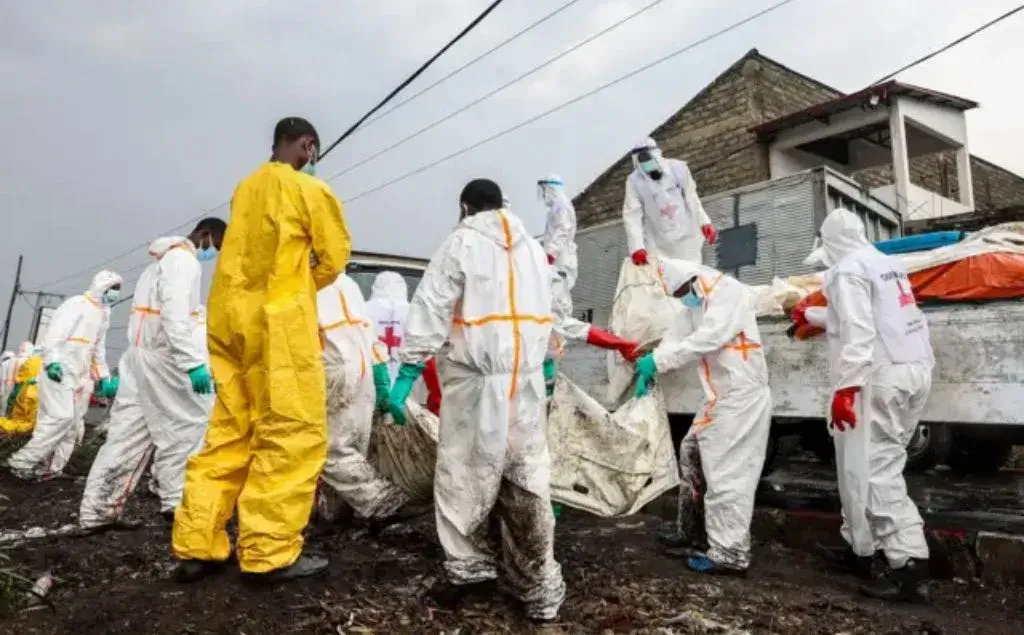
xmin=346 ymin=263 xmax=424 ymax=300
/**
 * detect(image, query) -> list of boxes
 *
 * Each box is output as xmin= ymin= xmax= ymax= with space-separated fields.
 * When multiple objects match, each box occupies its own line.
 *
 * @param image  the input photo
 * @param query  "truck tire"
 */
xmin=946 ymin=437 xmax=1013 ymax=477
xmin=802 ymin=423 xmax=938 ymax=472
xmin=904 ymin=424 xmax=938 ymax=472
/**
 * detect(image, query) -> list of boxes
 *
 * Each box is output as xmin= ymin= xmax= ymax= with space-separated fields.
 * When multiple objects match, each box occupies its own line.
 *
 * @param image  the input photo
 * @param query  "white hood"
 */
xmin=630 ymin=137 xmax=667 ymax=177
xmin=369 ymin=271 xmax=409 ymax=303
xmin=87 ymin=269 xmax=124 ymax=300
xmin=805 ymin=208 xmax=872 ymax=268
xmin=658 ymin=258 xmax=717 ymax=295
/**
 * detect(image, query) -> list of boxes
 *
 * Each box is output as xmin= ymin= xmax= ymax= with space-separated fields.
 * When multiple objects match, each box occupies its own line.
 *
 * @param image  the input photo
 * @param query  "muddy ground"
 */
xmin=1 ymin=458 xmax=1022 ymax=635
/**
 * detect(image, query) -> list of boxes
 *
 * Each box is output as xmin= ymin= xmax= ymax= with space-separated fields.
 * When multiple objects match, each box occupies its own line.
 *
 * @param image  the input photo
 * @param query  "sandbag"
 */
xmin=546 ymin=374 xmax=679 ymax=517
xmin=605 ymin=256 xmax=686 ymax=404
xmin=367 ymin=401 xmax=439 ymax=501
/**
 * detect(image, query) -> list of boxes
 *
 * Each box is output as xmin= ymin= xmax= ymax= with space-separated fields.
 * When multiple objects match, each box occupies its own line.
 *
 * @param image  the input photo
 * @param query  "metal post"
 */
xmin=1 ymin=255 xmax=23 ymax=351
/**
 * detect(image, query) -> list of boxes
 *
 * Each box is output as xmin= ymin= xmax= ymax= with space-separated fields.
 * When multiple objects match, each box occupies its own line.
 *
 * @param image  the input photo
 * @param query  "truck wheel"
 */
xmin=904 ymin=424 xmax=937 ymax=472
xmin=947 ymin=437 xmax=1013 ymax=477
xmin=801 ymin=427 xmax=835 ymax=466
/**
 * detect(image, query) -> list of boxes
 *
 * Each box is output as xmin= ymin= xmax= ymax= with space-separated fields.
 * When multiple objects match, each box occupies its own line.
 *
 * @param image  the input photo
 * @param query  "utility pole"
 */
xmin=1 ymin=255 xmax=23 ymax=351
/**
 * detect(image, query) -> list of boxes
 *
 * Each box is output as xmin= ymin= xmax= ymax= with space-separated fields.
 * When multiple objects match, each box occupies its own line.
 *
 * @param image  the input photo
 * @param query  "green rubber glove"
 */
xmin=45 ymin=362 xmax=63 ymax=383
xmin=387 ymin=362 xmax=424 ymax=426
xmin=372 ymin=363 xmax=391 ymax=411
xmin=5 ymin=383 xmax=22 ymax=416
xmin=96 ymin=376 xmax=119 ymax=399
xmin=188 ymin=365 xmax=213 ymax=395
xmin=543 ymin=358 xmax=557 ymax=396
xmin=634 ymin=353 xmax=658 ymax=399
xmin=552 ymin=502 xmax=563 ymax=520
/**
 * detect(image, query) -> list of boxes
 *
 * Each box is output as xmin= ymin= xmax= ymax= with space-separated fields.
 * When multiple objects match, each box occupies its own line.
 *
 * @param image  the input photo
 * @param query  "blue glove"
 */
xmin=188 ymin=365 xmax=213 ymax=395
xmin=45 ymin=362 xmax=64 ymax=383
xmin=372 ymin=363 xmax=391 ymax=411
xmin=96 ymin=376 xmax=119 ymax=399
xmin=635 ymin=353 xmax=658 ymax=398
xmin=387 ymin=363 xmax=424 ymax=426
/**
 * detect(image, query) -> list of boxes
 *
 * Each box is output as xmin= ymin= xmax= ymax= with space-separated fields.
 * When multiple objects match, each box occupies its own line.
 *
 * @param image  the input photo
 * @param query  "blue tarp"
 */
xmin=874 ymin=231 xmax=964 ymax=255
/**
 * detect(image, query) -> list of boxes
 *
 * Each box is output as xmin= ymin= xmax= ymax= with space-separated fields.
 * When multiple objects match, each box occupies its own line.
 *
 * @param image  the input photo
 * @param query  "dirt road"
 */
xmin=2 ymin=467 xmax=1022 ymax=635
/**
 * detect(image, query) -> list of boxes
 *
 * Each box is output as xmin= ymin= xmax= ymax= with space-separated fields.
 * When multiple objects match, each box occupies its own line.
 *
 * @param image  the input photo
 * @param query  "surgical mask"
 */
xmin=197 ymin=246 xmax=218 ymax=262
xmin=300 ymin=161 xmax=317 ymax=176
xmin=681 ymin=291 xmax=701 ymax=309
xmin=102 ymin=289 xmax=121 ymax=306
xmin=640 ymin=160 xmax=662 ymax=180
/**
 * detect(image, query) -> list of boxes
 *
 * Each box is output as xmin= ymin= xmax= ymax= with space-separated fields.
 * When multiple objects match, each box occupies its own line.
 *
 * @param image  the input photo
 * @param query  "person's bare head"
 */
xmin=271 ymin=117 xmax=320 ymax=172
xmin=188 ymin=217 xmax=228 ymax=253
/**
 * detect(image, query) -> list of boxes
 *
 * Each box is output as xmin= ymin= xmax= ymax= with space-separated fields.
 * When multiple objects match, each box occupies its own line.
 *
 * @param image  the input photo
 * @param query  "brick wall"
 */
xmin=855 ymin=155 xmax=1024 ymax=212
xmin=574 ymin=49 xmax=1024 ymax=229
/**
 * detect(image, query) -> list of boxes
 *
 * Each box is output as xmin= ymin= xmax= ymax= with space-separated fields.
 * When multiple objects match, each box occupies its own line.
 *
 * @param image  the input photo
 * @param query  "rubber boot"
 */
xmin=425 ymin=578 xmax=497 ymax=610
xmin=242 ymin=554 xmax=329 ymax=585
xmin=860 ymin=559 xmax=931 ymax=604
xmin=658 ymin=529 xmax=707 ymax=557
xmin=817 ymin=544 xmax=873 ymax=581
xmin=173 ymin=558 xmax=229 ymax=583
xmin=368 ymin=501 xmax=432 ymax=536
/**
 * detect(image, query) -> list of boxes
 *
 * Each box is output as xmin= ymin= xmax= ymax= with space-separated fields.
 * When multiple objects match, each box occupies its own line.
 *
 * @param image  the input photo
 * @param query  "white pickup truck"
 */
xmin=558 ymin=299 xmax=1024 ymax=476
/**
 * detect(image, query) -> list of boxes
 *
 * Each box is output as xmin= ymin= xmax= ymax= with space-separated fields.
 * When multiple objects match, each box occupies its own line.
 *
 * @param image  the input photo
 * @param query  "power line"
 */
xmin=342 ymin=0 xmax=802 ymax=204
xmin=322 ymin=0 xmax=673 ymax=185
xmin=30 ymin=201 xmax=227 ymax=291
xmin=30 ymin=0 xmax=514 ymax=292
xmin=318 ymin=0 xmax=508 ymax=161
xmin=870 ymin=4 xmax=1024 ymax=85
xmin=355 ymin=1 xmax=584 ymax=134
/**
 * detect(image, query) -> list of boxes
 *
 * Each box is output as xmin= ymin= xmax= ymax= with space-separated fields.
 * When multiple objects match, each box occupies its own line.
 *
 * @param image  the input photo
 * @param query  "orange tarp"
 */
xmin=791 ymin=251 xmax=1024 ymax=340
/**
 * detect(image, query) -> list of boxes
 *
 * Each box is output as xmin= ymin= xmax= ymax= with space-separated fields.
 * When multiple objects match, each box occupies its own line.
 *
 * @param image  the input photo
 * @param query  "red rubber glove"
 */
xmin=830 ymin=387 xmax=860 ymax=432
xmin=547 ymin=253 xmax=556 ymax=265
xmin=586 ymin=327 xmax=640 ymax=361
xmin=701 ymin=224 xmax=717 ymax=245
xmin=791 ymin=304 xmax=809 ymax=329
xmin=423 ymin=357 xmax=442 ymax=416
xmin=631 ymin=250 xmax=649 ymax=266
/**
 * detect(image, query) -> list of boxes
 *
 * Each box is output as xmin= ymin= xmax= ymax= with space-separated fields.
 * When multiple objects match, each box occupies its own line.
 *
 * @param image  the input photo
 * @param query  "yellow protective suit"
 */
xmin=172 ymin=162 xmax=351 ymax=573
xmin=1 ymin=355 xmax=42 ymax=435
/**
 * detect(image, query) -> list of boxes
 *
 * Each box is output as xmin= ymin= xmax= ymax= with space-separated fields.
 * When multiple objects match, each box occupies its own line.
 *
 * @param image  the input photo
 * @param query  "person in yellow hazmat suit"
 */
xmin=172 ymin=117 xmax=351 ymax=583
xmin=1 ymin=343 xmax=41 ymax=435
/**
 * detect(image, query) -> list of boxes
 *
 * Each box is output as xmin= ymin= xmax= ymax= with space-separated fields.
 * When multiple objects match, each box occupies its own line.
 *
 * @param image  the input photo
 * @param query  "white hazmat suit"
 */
xmin=623 ymin=137 xmax=713 ymax=262
xmin=0 ymin=350 xmax=15 ymax=409
xmin=805 ymin=209 xmax=932 ymax=571
xmin=400 ymin=208 xmax=565 ymax=620
xmin=365 ymin=271 xmax=409 ymax=383
xmin=80 ymin=238 xmax=212 ymax=526
xmin=538 ymin=175 xmax=588 ymax=345
xmin=318 ymin=273 xmax=410 ymax=519
xmin=8 ymin=270 xmax=122 ymax=479
xmin=653 ymin=259 xmax=771 ymax=570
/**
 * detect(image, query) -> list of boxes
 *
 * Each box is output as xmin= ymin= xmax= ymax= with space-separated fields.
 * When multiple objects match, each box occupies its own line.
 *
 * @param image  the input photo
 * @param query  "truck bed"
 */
xmin=559 ymin=300 xmax=1024 ymax=427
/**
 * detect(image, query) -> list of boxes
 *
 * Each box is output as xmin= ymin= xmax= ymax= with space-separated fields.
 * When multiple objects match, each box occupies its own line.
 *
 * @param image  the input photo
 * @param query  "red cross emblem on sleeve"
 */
xmin=380 ymin=325 xmax=402 ymax=356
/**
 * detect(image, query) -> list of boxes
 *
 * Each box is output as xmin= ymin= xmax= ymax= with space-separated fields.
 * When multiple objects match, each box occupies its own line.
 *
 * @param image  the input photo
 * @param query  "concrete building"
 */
xmin=573 ymin=49 xmax=1024 ymax=229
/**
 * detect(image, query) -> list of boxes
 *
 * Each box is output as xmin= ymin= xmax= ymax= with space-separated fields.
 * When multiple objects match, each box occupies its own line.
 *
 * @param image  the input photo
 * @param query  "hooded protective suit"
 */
xmin=653 ymin=259 xmax=771 ymax=570
xmin=400 ymin=208 xmax=565 ymax=620
xmin=623 ymin=138 xmax=712 ymax=262
xmin=0 ymin=350 xmax=15 ymax=410
xmin=80 ymin=237 xmax=213 ymax=528
xmin=2 ymin=343 xmax=42 ymax=434
xmin=365 ymin=272 xmax=409 ymax=383
xmin=318 ymin=273 xmax=410 ymax=519
xmin=806 ymin=208 xmax=932 ymax=570
xmin=7 ymin=271 xmax=122 ymax=479
xmin=172 ymin=161 xmax=350 ymax=574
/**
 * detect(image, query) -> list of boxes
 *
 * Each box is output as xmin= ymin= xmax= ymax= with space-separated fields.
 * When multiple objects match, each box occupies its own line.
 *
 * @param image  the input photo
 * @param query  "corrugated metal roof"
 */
xmin=749 ymin=80 xmax=978 ymax=139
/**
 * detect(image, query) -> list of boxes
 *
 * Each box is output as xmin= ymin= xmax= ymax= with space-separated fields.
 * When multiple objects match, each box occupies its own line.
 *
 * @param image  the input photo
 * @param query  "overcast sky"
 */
xmin=2 ymin=0 xmax=1022 ymax=355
